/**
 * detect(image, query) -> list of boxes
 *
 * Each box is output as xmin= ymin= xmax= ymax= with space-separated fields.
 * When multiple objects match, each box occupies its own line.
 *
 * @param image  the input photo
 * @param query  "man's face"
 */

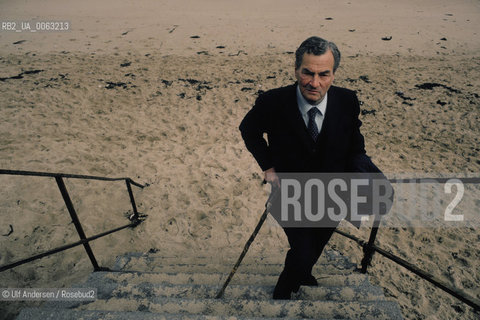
xmin=295 ymin=51 xmax=335 ymax=105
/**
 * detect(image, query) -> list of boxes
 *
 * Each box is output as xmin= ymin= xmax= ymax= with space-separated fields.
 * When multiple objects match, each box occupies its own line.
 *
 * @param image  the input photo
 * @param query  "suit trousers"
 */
xmin=274 ymin=226 xmax=338 ymax=296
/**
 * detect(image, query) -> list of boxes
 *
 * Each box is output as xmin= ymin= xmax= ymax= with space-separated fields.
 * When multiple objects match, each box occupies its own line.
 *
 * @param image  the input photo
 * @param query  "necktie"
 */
xmin=307 ymin=107 xmax=321 ymax=141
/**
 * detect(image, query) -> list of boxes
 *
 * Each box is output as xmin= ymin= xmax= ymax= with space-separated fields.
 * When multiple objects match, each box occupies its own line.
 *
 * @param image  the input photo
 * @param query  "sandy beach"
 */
xmin=1 ymin=0 xmax=479 ymax=319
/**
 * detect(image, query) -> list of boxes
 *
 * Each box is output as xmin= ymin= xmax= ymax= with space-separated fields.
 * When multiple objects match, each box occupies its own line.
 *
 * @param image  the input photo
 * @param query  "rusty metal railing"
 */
xmin=0 ymin=169 xmax=146 ymax=273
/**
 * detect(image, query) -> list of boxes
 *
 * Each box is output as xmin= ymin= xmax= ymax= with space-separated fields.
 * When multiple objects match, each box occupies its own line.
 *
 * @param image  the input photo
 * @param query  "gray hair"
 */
xmin=295 ymin=36 xmax=341 ymax=72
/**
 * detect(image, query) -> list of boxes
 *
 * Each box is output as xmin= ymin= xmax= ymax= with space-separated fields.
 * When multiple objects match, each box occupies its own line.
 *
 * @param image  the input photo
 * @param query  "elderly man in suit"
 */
xmin=239 ymin=36 xmax=380 ymax=299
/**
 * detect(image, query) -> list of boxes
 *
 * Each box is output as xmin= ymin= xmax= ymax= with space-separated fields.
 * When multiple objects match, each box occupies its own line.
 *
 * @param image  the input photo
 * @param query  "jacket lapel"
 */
xmin=279 ymin=84 xmax=316 ymax=151
xmin=317 ymin=86 xmax=341 ymax=147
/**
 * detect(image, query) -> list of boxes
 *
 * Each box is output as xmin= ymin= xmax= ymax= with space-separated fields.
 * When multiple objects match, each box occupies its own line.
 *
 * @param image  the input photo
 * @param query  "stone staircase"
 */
xmin=16 ymin=250 xmax=404 ymax=319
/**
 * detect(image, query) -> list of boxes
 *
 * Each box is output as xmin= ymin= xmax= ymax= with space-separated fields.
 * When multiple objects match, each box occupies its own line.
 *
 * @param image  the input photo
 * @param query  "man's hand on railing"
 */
xmin=263 ymin=167 xmax=280 ymax=188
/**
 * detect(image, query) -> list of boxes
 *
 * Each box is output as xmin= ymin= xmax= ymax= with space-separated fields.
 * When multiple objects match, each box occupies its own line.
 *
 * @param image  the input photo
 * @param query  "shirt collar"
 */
xmin=296 ymin=85 xmax=328 ymax=117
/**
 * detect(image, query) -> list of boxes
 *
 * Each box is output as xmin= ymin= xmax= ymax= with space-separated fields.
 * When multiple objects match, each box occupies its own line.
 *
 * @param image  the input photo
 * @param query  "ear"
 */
xmin=294 ymin=67 xmax=301 ymax=81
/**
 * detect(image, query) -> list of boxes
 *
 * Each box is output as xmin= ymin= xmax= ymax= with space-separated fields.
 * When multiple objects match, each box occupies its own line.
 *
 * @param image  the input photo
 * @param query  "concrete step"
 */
xmin=112 ymin=262 xmax=357 ymax=275
xmin=86 ymin=271 xmax=371 ymax=287
xmin=16 ymin=308 xmax=339 ymax=320
xmin=79 ymin=278 xmax=385 ymax=301
xmin=114 ymin=250 xmax=353 ymax=271
xmin=69 ymin=297 xmax=403 ymax=320
xmin=15 ymin=249 xmax=404 ymax=320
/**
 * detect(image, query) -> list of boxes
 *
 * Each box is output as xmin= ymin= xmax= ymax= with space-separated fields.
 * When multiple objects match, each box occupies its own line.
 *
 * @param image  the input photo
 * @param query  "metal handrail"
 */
xmin=0 ymin=220 xmax=138 ymax=272
xmin=0 ymin=169 xmax=146 ymax=273
xmin=334 ymin=228 xmax=480 ymax=312
xmin=0 ymin=169 xmax=144 ymax=188
xmin=336 ymin=176 xmax=480 ymax=312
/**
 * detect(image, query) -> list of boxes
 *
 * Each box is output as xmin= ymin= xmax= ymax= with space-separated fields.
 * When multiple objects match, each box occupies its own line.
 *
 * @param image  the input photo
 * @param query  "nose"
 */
xmin=310 ymin=74 xmax=320 ymax=88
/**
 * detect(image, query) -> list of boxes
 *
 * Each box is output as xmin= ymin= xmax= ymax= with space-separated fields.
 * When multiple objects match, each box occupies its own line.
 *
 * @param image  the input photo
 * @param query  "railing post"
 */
xmin=360 ymin=216 xmax=381 ymax=273
xmin=55 ymin=176 xmax=101 ymax=271
xmin=125 ymin=179 xmax=139 ymax=221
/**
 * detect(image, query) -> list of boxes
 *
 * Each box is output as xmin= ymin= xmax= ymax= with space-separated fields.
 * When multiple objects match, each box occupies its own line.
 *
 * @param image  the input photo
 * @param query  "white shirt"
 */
xmin=296 ymin=85 xmax=327 ymax=133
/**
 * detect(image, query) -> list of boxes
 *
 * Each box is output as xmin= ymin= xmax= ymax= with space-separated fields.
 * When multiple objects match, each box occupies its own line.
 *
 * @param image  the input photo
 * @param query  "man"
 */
xmin=239 ymin=36 xmax=381 ymax=299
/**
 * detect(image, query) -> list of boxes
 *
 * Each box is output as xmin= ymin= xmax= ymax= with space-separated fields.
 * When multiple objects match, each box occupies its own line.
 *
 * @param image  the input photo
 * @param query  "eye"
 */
xmin=302 ymin=69 xmax=314 ymax=76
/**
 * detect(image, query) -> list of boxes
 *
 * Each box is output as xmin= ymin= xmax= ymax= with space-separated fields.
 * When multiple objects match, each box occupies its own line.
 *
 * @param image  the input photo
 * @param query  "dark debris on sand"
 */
xmin=105 ymin=81 xmax=128 ymax=89
xmin=361 ymin=109 xmax=376 ymax=116
xmin=0 ymin=69 xmax=44 ymax=82
xmin=395 ymin=91 xmax=416 ymax=106
xmin=415 ymin=82 xmax=461 ymax=94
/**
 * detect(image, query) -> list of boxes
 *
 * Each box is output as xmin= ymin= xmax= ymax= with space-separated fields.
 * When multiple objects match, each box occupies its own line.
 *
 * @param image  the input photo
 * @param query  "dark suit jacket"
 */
xmin=240 ymin=83 xmax=377 ymax=173
xmin=239 ymin=83 xmax=385 ymax=228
